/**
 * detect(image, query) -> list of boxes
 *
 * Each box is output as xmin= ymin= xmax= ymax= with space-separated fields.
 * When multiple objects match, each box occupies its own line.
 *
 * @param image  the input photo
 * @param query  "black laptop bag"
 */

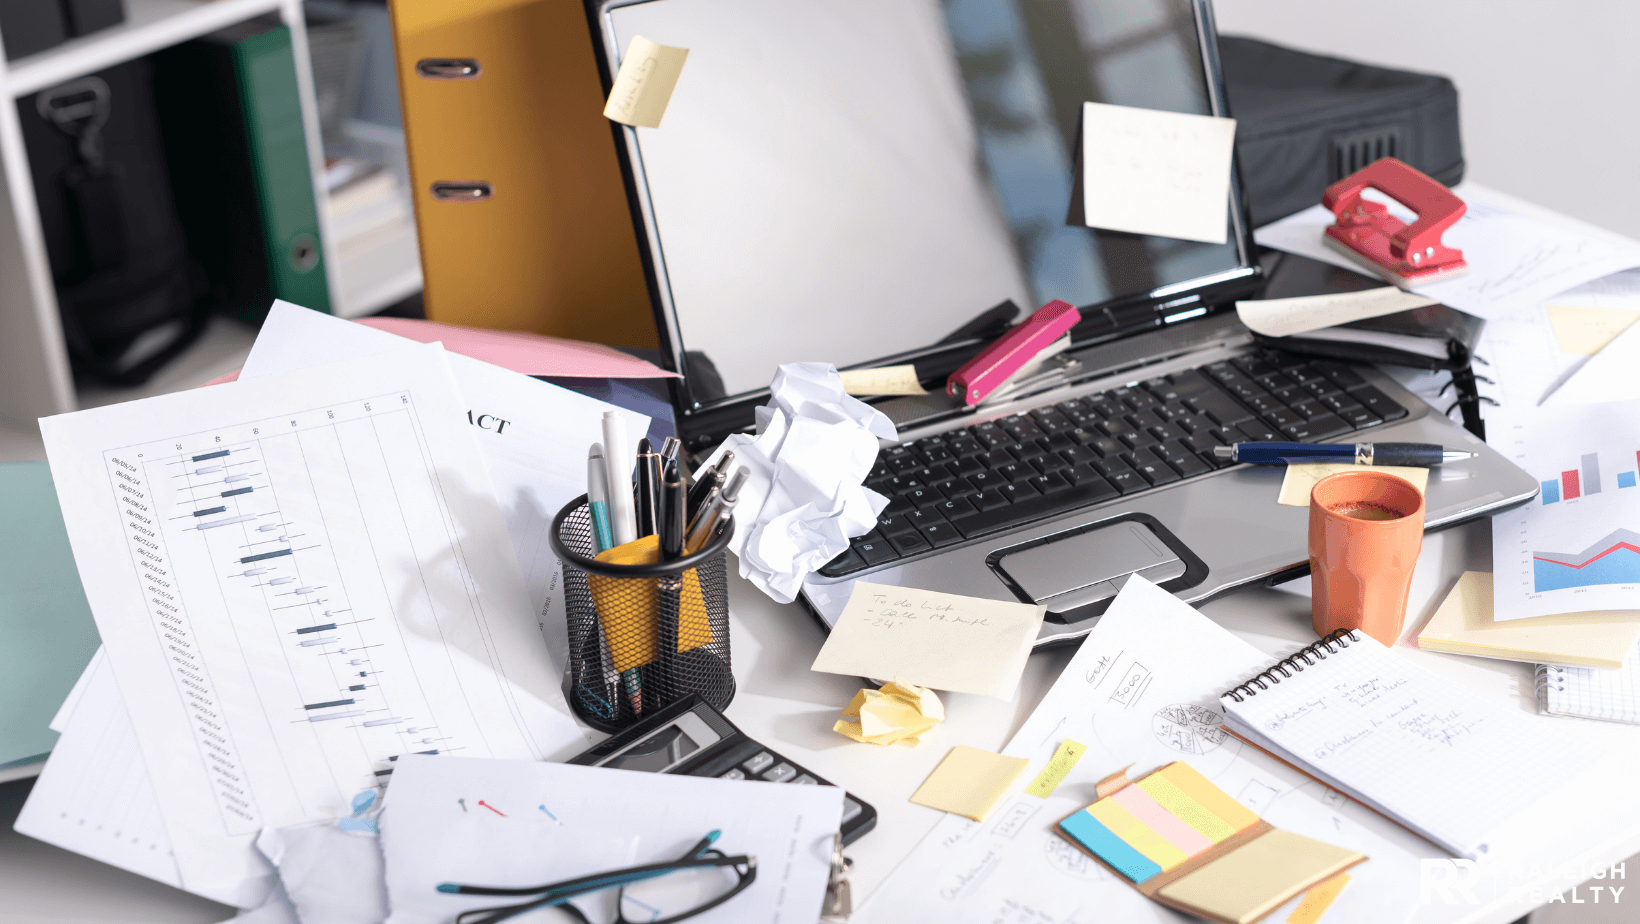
xmin=1219 ymin=36 xmax=1464 ymax=228
xmin=18 ymin=57 xmax=206 ymax=387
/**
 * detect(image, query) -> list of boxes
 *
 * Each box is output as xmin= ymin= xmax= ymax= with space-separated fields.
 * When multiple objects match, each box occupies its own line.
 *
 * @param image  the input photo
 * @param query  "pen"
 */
xmin=660 ymin=459 xmax=686 ymax=560
xmin=688 ymin=450 xmax=734 ymax=515
xmin=684 ymin=467 xmax=745 ymax=555
xmin=1213 ymin=441 xmax=1476 ymax=467
xmin=602 ymin=411 xmax=637 ymax=545
xmin=660 ymin=436 xmax=682 ymax=467
xmin=586 ymin=443 xmax=615 ymax=554
xmin=635 ymin=438 xmax=661 ymax=538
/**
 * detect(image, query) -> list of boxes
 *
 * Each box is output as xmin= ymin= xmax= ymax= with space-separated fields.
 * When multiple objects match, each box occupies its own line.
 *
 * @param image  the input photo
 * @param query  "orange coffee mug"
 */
xmin=1309 ymin=470 xmax=1425 ymax=645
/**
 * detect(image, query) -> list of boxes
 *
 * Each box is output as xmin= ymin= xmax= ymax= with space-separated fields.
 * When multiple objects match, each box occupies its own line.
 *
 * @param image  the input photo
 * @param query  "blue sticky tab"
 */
xmin=1058 ymin=810 xmax=1162 ymax=883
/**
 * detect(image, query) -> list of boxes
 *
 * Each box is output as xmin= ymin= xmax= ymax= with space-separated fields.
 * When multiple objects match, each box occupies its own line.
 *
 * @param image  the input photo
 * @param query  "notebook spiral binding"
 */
xmin=1224 ymin=629 xmax=1360 ymax=702
xmin=1533 ymin=664 xmax=1565 ymax=711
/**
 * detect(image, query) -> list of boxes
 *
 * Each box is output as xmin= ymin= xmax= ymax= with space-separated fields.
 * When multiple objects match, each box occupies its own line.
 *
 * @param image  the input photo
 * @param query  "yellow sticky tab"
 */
xmin=1087 ymin=799 xmax=1190 ymax=871
xmin=1546 ymin=303 xmax=1640 ymax=355
xmin=1136 ymin=774 xmax=1235 ymax=844
xmin=1157 ymin=763 xmax=1261 ymax=833
xmin=910 ymin=745 xmax=1030 ymax=822
xmin=587 ymin=535 xmax=710 ymax=672
xmin=839 ymin=365 xmax=928 ymax=396
xmin=1288 ymin=873 xmax=1350 ymax=924
xmin=1025 ymin=739 xmax=1086 ymax=798
xmin=604 ymin=36 xmax=689 ymax=128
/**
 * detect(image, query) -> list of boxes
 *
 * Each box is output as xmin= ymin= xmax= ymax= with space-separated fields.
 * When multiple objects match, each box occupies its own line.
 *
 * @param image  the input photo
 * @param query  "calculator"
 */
xmin=567 ymin=694 xmax=878 ymax=844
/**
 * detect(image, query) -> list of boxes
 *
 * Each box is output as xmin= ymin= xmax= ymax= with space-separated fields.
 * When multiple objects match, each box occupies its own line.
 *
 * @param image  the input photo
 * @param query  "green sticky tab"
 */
xmin=1026 ymin=738 xmax=1086 ymax=798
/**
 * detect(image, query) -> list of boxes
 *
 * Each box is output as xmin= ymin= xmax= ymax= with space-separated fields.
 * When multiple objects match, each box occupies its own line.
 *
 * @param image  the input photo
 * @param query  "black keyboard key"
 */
xmin=1282 ymin=413 xmax=1351 ymax=441
xmin=1099 ymin=462 xmax=1147 ymax=495
xmin=1026 ymin=453 xmax=1070 ymax=474
xmin=819 ymin=548 xmax=865 ymax=577
xmin=1038 ymin=431 xmax=1076 ymax=453
xmin=969 ymin=487 xmax=1010 ymax=511
xmin=936 ymin=478 xmax=978 ymax=499
xmin=868 ymin=460 xmax=891 ymax=480
xmin=854 ymin=533 xmax=899 ymax=567
xmin=1132 ymin=459 xmax=1181 ymax=487
xmin=887 ymin=453 xmax=924 ymax=474
xmin=920 ymin=518 xmax=963 ymax=548
xmin=1162 ymin=450 xmax=1211 ymax=478
xmin=905 ymin=488 xmax=943 ymax=509
xmin=1263 ymin=407 xmax=1303 ymax=428
xmin=1081 ymin=434 xmax=1123 ymax=458
xmin=1289 ymin=399 xmax=1325 ymax=420
xmin=1113 ymin=386 xmax=1160 ymax=410
xmin=887 ymin=530 xmax=932 ymax=555
xmin=967 ymin=470 xmax=1004 ymax=492
xmin=1155 ymin=369 xmax=1218 ymax=400
xmin=976 ymin=428 xmax=1015 ymax=449
xmin=1349 ymin=386 xmax=1408 ymax=421
xmin=1148 ymin=421 xmax=1188 ymax=443
xmin=1060 ymin=445 xmax=1098 ymax=467
xmin=1174 ymin=412 xmax=1214 ymax=435
xmin=1029 ymin=470 xmax=1073 ymax=495
xmin=1183 ymin=431 xmax=1227 ymax=457
xmin=1187 ymin=391 xmax=1253 ymax=427
xmin=876 ymin=511 xmax=916 ymax=536
xmin=946 ymin=454 xmax=985 ymax=478
xmin=1235 ymin=422 xmax=1281 ymax=442
xmin=1323 ymin=365 xmax=1370 ymax=390
xmin=947 ymin=436 xmax=985 ymax=458
xmin=1255 ymin=372 xmax=1295 ymax=391
xmin=1302 ymin=378 xmax=1342 ymax=398
xmin=994 ymin=460 xmax=1032 ymax=482
xmin=882 ymin=496 xmax=915 ymax=517
xmin=1340 ymin=406 xmax=1382 ymax=428
xmin=985 ymin=447 xmax=1016 ymax=468
xmin=1031 ymin=409 xmax=1075 ymax=433
xmin=922 ymin=446 xmax=954 ymax=465
xmin=999 ymin=480 xmax=1040 ymax=502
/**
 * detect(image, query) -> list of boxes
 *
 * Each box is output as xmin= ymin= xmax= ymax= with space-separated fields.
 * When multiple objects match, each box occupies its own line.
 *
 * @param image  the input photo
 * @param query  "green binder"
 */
xmin=0 ymin=463 xmax=100 ymax=769
xmin=155 ymin=19 xmax=330 ymax=322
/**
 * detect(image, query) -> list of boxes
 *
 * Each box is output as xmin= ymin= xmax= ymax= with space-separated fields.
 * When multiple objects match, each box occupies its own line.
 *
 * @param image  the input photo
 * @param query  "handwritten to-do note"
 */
xmin=603 ymin=36 xmax=688 ymax=129
xmin=810 ymin=583 xmax=1046 ymax=699
xmin=1025 ymin=739 xmax=1086 ymax=798
xmin=1071 ymin=101 xmax=1237 ymax=245
xmin=1236 ymin=288 xmax=1438 ymax=338
xmin=839 ymin=365 xmax=928 ymax=396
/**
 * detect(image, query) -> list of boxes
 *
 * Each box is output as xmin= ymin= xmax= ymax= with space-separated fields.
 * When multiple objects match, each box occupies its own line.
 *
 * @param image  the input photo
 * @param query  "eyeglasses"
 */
xmin=441 ymin=830 xmax=758 ymax=924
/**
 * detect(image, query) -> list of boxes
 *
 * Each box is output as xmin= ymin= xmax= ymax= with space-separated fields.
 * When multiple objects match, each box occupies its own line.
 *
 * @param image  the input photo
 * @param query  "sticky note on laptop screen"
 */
xmin=1058 ymin=762 xmax=1259 ymax=883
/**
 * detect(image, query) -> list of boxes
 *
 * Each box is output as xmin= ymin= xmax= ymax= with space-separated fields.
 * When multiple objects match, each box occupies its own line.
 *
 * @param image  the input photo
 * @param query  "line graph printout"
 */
xmin=40 ymin=344 xmax=584 ymax=891
xmin=1491 ymin=399 xmax=1640 ymax=620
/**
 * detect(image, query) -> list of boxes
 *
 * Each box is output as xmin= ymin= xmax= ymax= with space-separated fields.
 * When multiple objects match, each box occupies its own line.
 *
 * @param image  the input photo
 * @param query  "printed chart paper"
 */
xmin=39 ymin=344 xmax=585 ymax=890
xmin=1490 ymin=400 xmax=1640 ymax=620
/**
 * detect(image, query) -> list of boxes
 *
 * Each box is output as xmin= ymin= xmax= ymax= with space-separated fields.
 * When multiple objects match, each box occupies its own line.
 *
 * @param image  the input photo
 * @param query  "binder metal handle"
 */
xmin=416 ymin=58 xmax=482 ymax=80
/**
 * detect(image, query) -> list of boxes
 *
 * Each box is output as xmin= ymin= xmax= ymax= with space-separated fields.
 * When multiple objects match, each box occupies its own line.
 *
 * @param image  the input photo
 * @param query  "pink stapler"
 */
xmin=1322 ymin=157 xmax=1468 ymax=289
xmin=947 ymin=299 xmax=1081 ymax=406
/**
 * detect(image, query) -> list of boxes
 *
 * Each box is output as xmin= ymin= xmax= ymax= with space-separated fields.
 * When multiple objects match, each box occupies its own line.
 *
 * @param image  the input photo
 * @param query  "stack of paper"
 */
xmin=1417 ymin=572 xmax=1640 ymax=668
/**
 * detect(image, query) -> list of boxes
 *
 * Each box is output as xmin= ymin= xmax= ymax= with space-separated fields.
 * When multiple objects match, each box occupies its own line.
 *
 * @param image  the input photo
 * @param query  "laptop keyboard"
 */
xmin=819 ymin=351 xmax=1409 ymax=577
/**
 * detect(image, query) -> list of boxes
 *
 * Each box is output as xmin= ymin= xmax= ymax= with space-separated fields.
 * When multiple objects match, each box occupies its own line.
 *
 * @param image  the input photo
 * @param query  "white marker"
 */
xmin=601 ymin=410 xmax=637 ymax=546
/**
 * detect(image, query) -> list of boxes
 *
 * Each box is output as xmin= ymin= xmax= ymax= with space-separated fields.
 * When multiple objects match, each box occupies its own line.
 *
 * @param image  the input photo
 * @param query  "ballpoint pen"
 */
xmin=684 ymin=467 xmax=744 ymax=555
xmin=660 ymin=436 xmax=682 ymax=467
xmin=635 ymin=438 xmax=661 ymax=538
xmin=602 ymin=411 xmax=637 ymax=545
xmin=660 ymin=459 xmax=686 ymax=560
xmin=657 ymin=459 xmax=687 ymax=701
xmin=688 ymin=450 xmax=734 ymax=515
xmin=585 ymin=443 xmax=615 ymax=554
xmin=1213 ymin=441 xmax=1476 ymax=467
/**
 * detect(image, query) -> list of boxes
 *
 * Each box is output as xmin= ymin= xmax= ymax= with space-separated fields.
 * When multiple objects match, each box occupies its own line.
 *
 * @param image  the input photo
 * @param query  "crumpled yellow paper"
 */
xmin=834 ymin=678 xmax=944 ymax=746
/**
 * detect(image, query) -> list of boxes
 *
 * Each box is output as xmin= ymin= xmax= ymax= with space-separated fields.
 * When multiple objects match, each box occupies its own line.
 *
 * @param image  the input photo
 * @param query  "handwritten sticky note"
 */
xmin=1545 ymin=303 xmax=1640 ymax=355
xmin=1025 ymin=739 xmax=1086 ymax=798
xmin=1277 ymin=464 xmax=1427 ymax=507
xmin=834 ymin=678 xmax=944 ymax=747
xmin=839 ymin=365 xmax=928 ymax=396
xmin=1071 ymin=101 xmax=1237 ymax=245
xmin=1237 ymin=288 xmax=1438 ymax=338
xmin=810 ymin=583 xmax=1046 ymax=699
xmin=603 ymin=36 xmax=688 ymax=129
xmin=910 ymin=745 xmax=1030 ymax=822
xmin=1287 ymin=873 xmax=1350 ymax=924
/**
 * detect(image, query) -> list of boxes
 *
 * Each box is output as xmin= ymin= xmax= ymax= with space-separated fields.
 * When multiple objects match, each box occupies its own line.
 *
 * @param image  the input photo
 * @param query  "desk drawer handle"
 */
xmin=430 ymin=181 xmax=493 ymax=202
xmin=416 ymin=58 xmax=482 ymax=80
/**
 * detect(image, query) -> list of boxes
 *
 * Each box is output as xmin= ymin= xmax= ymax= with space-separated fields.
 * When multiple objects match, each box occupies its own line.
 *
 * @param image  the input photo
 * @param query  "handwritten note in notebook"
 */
xmin=810 ymin=583 xmax=1045 ymax=699
xmin=1073 ymin=102 xmax=1237 ymax=245
xmin=1219 ymin=631 xmax=1597 ymax=859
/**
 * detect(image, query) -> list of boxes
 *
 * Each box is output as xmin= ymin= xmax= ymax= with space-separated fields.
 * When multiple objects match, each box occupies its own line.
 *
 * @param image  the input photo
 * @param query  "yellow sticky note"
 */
xmin=1416 ymin=571 xmax=1640 ymax=668
xmin=1156 ymin=763 xmax=1261 ymax=833
xmin=1288 ymin=873 xmax=1350 ymax=924
xmin=910 ymin=745 xmax=1030 ymax=822
xmin=1277 ymin=464 xmax=1428 ymax=507
xmin=1545 ymin=303 xmax=1640 ymax=355
xmin=1025 ymin=739 xmax=1086 ymax=798
xmin=1158 ymin=830 xmax=1362 ymax=924
xmin=603 ymin=36 xmax=689 ymax=128
xmin=839 ymin=365 xmax=928 ymax=396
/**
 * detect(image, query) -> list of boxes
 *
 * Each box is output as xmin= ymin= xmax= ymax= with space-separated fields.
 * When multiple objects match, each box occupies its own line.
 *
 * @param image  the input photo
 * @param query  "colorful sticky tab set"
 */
xmin=1058 ymin=762 xmax=1259 ymax=883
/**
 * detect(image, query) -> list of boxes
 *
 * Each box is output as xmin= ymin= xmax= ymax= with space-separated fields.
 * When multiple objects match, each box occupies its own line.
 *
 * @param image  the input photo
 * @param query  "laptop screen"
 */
xmin=602 ymin=0 xmax=1249 ymax=411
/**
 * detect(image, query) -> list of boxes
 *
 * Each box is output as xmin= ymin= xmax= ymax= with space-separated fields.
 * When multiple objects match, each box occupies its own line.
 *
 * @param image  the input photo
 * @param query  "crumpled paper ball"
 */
xmin=834 ymin=678 xmax=945 ymax=747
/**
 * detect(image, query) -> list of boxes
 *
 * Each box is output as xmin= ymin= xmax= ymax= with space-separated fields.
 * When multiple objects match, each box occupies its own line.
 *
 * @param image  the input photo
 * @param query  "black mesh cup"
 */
xmin=549 ymin=494 xmax=735 ymax=733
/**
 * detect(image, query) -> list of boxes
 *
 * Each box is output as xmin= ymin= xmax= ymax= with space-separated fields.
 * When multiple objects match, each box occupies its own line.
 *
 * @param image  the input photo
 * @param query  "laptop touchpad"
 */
xmin=995 ymin=521 xmax=1185 ymax=616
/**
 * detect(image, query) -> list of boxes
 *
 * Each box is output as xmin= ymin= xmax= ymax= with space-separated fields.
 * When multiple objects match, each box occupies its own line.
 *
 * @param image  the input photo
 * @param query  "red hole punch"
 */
xmin=1322 ymin=157 xmax=1468 ymax=289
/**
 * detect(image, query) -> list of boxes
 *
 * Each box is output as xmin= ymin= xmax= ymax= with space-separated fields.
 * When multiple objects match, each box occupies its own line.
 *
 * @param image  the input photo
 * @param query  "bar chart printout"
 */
xmin=1492 ymin=400 xmax=1640 ymax=620
xmin=39 ymin=345 xmax=584 ymax=893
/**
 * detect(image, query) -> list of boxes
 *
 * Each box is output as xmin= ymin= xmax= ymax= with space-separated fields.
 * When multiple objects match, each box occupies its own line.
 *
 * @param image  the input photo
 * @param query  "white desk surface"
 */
xmin=3 ymin=518 xmax=1636 ymax=924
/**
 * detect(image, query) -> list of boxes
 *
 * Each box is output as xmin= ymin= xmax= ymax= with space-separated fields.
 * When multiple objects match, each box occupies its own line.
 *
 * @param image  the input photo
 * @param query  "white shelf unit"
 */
xmin=0 ymin=0 xmax=420 ymax=426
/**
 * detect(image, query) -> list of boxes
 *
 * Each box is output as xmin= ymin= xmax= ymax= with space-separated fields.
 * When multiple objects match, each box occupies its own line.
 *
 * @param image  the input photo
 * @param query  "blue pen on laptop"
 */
xmin=587 ymin=444 xmax=616 ymax=553
xmin=1213 ymin=441 xmax=1475 ymax=467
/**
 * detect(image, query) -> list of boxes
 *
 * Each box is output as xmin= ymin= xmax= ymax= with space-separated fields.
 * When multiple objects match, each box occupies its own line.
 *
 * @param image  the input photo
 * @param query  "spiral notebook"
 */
xmin=1219 ymin=630 xmax=1596 ymax=859
xmin=1537 ymin=637 xmax=1640 ymax=725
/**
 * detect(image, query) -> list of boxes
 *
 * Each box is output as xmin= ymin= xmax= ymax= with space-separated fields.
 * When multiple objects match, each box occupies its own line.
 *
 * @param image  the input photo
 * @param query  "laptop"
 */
xmin=585 ymin=0 xmax=1537 ymax=647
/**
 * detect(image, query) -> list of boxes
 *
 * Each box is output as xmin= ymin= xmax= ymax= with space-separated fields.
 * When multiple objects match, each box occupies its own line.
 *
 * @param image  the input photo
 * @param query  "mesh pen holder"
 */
xmin=549 ymin=495 xmax=736 ymax=733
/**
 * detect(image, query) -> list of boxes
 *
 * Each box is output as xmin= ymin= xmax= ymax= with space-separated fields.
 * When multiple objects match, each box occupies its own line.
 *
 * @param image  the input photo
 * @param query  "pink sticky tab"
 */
xmin=1111 ymin=783 xmax=1214 ymax=857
